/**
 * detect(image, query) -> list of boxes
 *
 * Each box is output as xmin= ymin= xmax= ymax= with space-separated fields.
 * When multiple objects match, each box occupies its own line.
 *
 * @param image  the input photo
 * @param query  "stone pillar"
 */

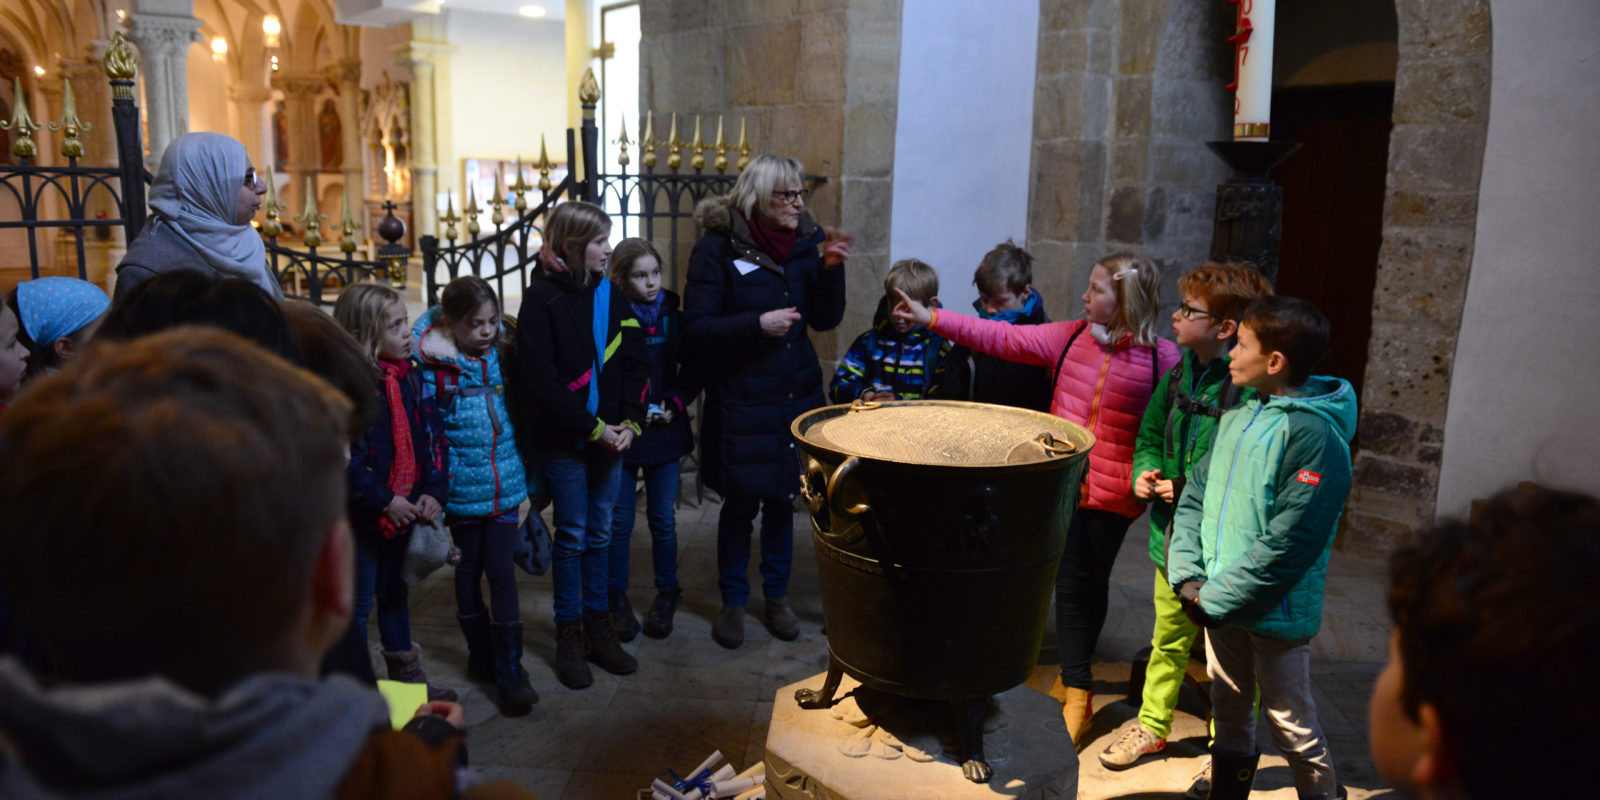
xmin=398 ymin=45 xmax=442 ymax=237
xmin=275 ymin=72 xmax=325 ymax=223
xmin=127 ymin=12 xmax=202 ymax=167
xmin=229 ymin=85 xmax=271 ymax=167
xmin=329 ymin=58 xmax=364 ymax=219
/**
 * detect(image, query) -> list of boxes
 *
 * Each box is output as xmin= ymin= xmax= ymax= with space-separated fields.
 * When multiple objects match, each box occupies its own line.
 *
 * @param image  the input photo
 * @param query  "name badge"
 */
xmin=734 ymin=259 xmax=761 ymax=275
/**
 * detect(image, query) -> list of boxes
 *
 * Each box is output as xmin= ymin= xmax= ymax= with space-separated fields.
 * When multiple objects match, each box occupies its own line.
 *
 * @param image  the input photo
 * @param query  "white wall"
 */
xmin=445 ymin=11 xmax=568 ymax=191
xmin=889 ymin=0 xmax=1038 ymax=314
xmin=1436 ymin=0 xmax=1600 ymax=516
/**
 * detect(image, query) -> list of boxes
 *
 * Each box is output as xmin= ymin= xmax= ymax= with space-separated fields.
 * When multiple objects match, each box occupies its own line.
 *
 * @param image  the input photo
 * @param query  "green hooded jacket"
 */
xmin=1132 ymin=350 xmax=1253 ymax=570
xmin=1166 ymin=376 xmax=1357 ymax=641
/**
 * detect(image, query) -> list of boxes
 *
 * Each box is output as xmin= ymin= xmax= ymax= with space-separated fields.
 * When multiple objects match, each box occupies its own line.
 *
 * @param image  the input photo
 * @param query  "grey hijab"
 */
xmin=147 ymin=133 xmax=278 ymax=297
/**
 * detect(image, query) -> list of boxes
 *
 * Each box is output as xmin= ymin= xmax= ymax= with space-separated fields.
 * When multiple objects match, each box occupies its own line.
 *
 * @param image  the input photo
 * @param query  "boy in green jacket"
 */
xmin=1100 ymin=263 xmax=1272 ymax=771
xmin=1167 ymin=296 xmax=1356 ymax=800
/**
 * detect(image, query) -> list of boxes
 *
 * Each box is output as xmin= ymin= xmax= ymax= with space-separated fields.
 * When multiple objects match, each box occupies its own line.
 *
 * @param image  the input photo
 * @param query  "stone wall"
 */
xmin=640 ymin=0 xmax=901 ymax=364
xmin=1343 ymin=0 xmax=1491 ymax=556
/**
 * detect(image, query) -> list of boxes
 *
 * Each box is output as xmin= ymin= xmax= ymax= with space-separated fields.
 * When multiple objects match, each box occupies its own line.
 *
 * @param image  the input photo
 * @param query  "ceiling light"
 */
xmin=262 ymin=15 xmax=281 ymax=36
xmin=33 ymin=65 xmax=45 ymax=76
xmin=211 ymin=37 xmax=228 ymax=54
xmin=518 ymin=5 xmax=546 ymax=17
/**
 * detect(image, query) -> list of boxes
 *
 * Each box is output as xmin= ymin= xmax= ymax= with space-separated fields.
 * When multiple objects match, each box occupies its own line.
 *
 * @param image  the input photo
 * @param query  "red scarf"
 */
xmin=378 ymin=358 xmax=417 ymax=539
xmin=747 ymin=214 xmax=796 ymax=265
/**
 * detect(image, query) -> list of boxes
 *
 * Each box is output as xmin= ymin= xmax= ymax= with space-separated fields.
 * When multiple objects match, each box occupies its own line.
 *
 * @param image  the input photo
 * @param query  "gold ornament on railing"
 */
xmin=615 ymin=114 xmax=631 ymax=168
xmin=690 ymin=115 xmax=706 ymax=171
xmin=294 ymin=177 xmax=326 ymax=248
xmin=338 ymin=187 xmax=362 ymax=254
xmin=261 ymin=165 xmax=285 ymax=238
xmin=714 ymin=115 xmax=728 ymax=173
xmin=440 ymin=194 xmax=461 ymax=243
xmin=536 ymin=135 xmax=553 ymax=193
xmin=667 ymin=113 xmax=682 ymax=171
xmin=491 ymin=171 xmax=506 ymax=226
xmin=103 ymin=32 xmax=138 ymax=99
xmin=736 ymin=117 xmax=751 ymax=172
xmin=578 ymin=67 xmax=601 ymax=105
xmin=641 ymin=110 xmax=656 ymax=169
xmin=510 ymin=155 xmax=530 ymax=213
xmin=49 ymin=79 xmax=90 ymax=158
xmin=1 ymin=78 xmax=43 ymax=159
xmin=464 ymin=183 xmax=481 ymax=237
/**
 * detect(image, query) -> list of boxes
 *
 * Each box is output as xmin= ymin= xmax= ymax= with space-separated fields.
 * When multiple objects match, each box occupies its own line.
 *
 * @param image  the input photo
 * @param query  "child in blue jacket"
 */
xmin=829 ymin=258 xmax=955 ymax=403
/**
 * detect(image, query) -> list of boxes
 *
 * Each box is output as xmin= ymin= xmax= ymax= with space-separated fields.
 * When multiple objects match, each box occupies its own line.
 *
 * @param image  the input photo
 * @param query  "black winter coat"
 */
xmin=946 ymin=297 xmax=1053 ymax=412
xmin=624 ymin=290 xmax=704 ymax=468
xmin=347 ymin=362 xmax=449 ymax=539
xmin=683 ymin=196 xmax=846 ymax=499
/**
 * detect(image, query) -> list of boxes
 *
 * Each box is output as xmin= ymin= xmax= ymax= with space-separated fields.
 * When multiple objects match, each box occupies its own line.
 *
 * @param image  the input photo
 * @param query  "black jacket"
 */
xmin=623 ymin=290 xmax=704 ymax=468
xmin=513 ymin=269 xmax=648 ymax=452
xmin=947 ymin=295 xmax=1053 ymax=412
xmin=346 ymin=362 xmax=449 ymax=539
xmin=682 ymin=196 xmax=846 ymax=499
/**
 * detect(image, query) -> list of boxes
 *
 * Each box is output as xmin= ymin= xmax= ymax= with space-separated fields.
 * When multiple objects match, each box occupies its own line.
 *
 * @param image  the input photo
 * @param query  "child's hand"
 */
xmin=861 ymin=390 xmax=896 ymax=403
xmin=890 ymin=288 xmax=932 ymax=327
xmin=612 ymin=425 xmax=635 ymax=452
xmin=417 ymin=495 xmax=442 ymax=522
xmin=413 ymin=701 xmax=466 ymax=731
xmin=655 ymin=407 xmax=674 ymax=424
xmin=822 ymin=228 xmax=853 ymax=267
xmin=1135 ymin=469 xmax=1161 ymax=500
xmin=383 ymin=496 xmax=419 ymax=528
xmin=760 ymin=308 xmax=803 ymax=338
xmin=1153 ymin=478 xmax=1175 ymax=503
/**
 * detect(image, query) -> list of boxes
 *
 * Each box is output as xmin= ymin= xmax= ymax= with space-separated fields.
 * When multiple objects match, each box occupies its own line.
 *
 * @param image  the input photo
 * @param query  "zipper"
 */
xmin=1084 ymin=345 xmax=1114 ymax=432
xmin=1281 ymin=596 xmax=1291 ymax=621
xmin=1212 ymin=403 xmax=1264 ymax=574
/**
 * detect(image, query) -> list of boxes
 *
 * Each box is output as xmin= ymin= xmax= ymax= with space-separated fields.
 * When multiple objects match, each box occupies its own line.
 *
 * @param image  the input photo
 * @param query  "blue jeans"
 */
xmin=543 ymin=448 xmax=623 ymax=623
xmin=717 ymin=493 xmax=793 ymax=605
xmin=609 ymin=460 xmax=682 ymax=594
xmin=354 ymin=530 xmax=411 ymax=652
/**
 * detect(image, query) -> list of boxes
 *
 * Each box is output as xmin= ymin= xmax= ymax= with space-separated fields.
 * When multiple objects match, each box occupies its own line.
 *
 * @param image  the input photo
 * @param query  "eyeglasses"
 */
xmin=243 ymin=167 xmax=258 ymax=188
xmin=1177 ymin=302 xmax=1221 ymax=321
xmin=770 ymin=189 xmax=805 ymax=205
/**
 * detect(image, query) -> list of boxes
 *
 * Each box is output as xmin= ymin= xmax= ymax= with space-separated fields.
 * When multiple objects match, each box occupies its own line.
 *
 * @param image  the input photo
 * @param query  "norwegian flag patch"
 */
xmin=1296 ymin=470 xmax=1322 ymax=486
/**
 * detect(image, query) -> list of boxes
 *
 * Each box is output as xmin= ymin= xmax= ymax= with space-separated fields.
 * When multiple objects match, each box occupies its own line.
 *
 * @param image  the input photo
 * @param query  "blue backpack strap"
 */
xmin=589 ymin=279 xmax=609 ymax=417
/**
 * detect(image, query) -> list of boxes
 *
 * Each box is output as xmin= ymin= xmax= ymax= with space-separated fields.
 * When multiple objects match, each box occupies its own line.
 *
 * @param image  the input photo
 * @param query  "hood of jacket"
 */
xmin=0 ymin=658 xmax=389 ymax=800
xmin=692 ymin=194 xmax=822 ymax=271
xmin=1268 ymin=375 xmax=1357 ymax=444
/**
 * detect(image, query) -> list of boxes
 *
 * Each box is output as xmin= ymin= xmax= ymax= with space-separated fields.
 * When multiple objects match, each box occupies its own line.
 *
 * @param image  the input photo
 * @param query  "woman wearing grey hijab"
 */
xmin=114 ymin=132 xmax=275 ymax=299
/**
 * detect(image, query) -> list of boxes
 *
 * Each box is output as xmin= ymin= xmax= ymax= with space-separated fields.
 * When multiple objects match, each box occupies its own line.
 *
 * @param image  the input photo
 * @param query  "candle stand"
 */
xmin=1207 ymin=139 xmax=1300 ymax=284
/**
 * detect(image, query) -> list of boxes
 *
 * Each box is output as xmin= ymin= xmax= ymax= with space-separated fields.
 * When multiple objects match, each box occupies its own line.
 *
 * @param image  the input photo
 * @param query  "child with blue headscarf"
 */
xmin=5 ymin=277 xmax=110 ymax=381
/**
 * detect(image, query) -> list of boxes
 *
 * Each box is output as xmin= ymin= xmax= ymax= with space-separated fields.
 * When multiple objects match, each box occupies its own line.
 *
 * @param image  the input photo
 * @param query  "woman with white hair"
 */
xmin=683 ymin=154 xmax=851 ymax=649
xmin=114 ymin=132 xmax=275 ymax=299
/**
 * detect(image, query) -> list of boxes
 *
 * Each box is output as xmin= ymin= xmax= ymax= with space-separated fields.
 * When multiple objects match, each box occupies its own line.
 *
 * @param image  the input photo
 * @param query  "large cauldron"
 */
xmin=790 ymin=399 xmax=1093 ymax=782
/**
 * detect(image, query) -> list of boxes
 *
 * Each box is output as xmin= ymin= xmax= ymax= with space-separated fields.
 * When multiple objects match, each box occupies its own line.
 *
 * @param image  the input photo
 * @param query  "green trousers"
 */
xmin=1138 ymin=566 xmax=1200 ymax=738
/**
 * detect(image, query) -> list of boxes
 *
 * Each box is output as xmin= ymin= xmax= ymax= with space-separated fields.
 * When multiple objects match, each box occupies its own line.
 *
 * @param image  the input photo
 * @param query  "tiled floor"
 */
xmin=395 ymin=487 xmax=1398 ymax=799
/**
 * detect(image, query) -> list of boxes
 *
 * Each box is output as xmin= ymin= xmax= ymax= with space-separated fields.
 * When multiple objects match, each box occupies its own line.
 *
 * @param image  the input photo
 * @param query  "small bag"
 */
xmin=513 ymin=509 xmax=553 ymax=576
xmin=402 ymin=518 xmax=455 ymax=585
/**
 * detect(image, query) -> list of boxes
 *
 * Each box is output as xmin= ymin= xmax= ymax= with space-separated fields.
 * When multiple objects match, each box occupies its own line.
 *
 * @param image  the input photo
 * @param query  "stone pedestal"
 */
xmin=766 ymin=674 xmax=1077 ymax=800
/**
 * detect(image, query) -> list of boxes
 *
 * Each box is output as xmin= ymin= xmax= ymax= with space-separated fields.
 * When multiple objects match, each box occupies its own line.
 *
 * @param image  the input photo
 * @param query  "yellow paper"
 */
xmin=376 ymin=679 xmax=429 ymax=731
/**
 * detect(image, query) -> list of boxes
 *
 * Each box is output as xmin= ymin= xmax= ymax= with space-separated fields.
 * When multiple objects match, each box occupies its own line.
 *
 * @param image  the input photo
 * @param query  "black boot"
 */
xmin=556 ymin=619 xmax=593 ymax=689
xmin=584 ymin=611 xmax=639 ymax=675
xmin=609 ymin=591 xmax=641 ymax=643
xmin=641 ymin=587 xmax=682 ymax=639
xmin=1205 ymin=751 xmax=1259 ymax=800
xmin=488 ymin=622 xmax=538 ymax=712
xmin=456 ymin=611 xmax=495 ymax=682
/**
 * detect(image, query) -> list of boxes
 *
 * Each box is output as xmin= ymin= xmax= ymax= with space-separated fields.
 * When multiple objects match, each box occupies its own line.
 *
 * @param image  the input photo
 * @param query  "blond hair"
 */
xmin=885 ymin=258 xmax=939 ymax=304
xmin=1095 ymin=252 xmax=1164 ymax=347
xmin=333 ymin=282 xmax=405 ymax=362
xmin=729 ymin=154 xmax=805 ymax=221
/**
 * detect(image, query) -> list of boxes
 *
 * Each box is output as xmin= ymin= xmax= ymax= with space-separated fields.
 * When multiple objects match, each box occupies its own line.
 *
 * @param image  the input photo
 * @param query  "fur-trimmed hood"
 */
xmin=693 ymin=194 xmax=822 ymax=265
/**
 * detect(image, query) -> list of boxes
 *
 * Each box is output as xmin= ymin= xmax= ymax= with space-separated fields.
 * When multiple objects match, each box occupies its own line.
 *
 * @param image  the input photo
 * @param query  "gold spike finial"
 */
xmin=490 ymin=171 xmax=506 ymax=226
xmin=49 ymin=78 xmax=91 ymax=158
xmin=615 ymin=114 xmax=631 ymax=168
xmin=510 ymin=155 xmax=530 ymax=213
xmin=338 ymin=186 xmax=362 ymax=253
xmin=1 ymin=78 xmax=42 ymax=158
xmin=690 ymin=115 xmax=705 ymax=171
xmin=641 ymin=110 xmax=656 ymax=169
xmin=667 ymin=113 xmax=682 ymax=171
xmin=536 ymin=135 xmax=553 ymax=193
xmin=440 ymin=194 xmax=461 ymax=243
xmin=736 ymin=117 xmax=750 ymax=172
xmin=261 ymin=165 xmax=284 ymax=238
xmin=713 ymin=115 xmax=728 ymax=172
xmin=294 ymin=177 xmax=326 ymax=248
xmin=464 ymin=183 xmax=481 ymax=237
xmin=578 ymin=67 xmax=600 ymax=105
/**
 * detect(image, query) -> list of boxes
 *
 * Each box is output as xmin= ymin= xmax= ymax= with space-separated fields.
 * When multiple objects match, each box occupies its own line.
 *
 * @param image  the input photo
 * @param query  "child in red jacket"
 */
xmin=895 ymin=252 xmax=1178 ymax=744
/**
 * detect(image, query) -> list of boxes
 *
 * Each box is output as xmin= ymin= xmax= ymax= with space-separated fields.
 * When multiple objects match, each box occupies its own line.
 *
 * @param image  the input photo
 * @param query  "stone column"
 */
xmin=229 ymin=85 xmax=272 ymax=167
xmin=328 ymin=58 xmax=364 ymax=219
xmin=397 ymin=45 xmax=443 ymax=237
xmin=274 ymin=72 xmax=325 ymax=223
xmin=126 ymin=12 xmax=202 ymax=167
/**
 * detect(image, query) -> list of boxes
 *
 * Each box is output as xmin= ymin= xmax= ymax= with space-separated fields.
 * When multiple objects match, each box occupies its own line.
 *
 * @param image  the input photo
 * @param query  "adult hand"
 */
xmin=383 ymin=496 xmax=419 ymax=528
xmin=413 ymin=701 xmax=466 ymax=731
xmin=417 ymin=495 xmax=443 ymax=522
xmin=760 ymin=307 xmax=802 ymax=338
xmin=1153 ymin=478 xmax=1175 ymax=503
xmin=1134 ymin=469 xmax=1161 ymax=501
xmin=890 ymin=288 xmax=932 ymax=328
xmin=822 ymin=228 xmax=853 ymax=267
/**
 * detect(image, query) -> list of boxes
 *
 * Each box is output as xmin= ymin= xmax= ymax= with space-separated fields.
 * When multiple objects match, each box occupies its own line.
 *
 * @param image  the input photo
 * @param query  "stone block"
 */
xmin=727 ymin=20 xmax=803 ymax=107
xmin=841 ymin=176 xmax=893 ymax=254
xmin=713 ymin=0 xmax=798 ymax=25
xmin=843 ymin=104 xmax=896 ymax=177
xmin=1339 ymin=511 xmax=1418 ymax=558
xmin=1356 ymin=320 xmax=1455 ymax=423
xmin=1141 ymin=184 xmax=1169 ymax=240
xmin=844 ymin=11 xmax=902 ymax=107
xmin=767 ymin=103 xmax=844 ymax=179
xmin=1395 ymin=0 xmax=1491 ymax=60
xmin=1154 ymin=0 xmax=1232 ymax=78
xmin=640 ymin=0 xmax=710 ymax=34
xmin=1354 ymin=455 xmax=1438 ymax=503
xmin=1106 ymin=186 xmax=1145 ymax=244
xmin=1383 ymin=189 xmax=1478 ymax=229
xmin=1109 ymin=139 xmax=1148 ymax=187
xmin=1393 ymin=56 xmax=1490 ymax=125
xmin=1419 ymin=423 xmax=1443 ymax=445
xmin=1039 ymin=0 xmax=1091 ymax=33
xmin=1371 ymin=227 xmax=1474 ymax=328
xmin=1036 ymin=29 xmax=1090 ymax=75
xmin=1357 ymin=410 xmax=1419 ymax=458
xmin=1152 ymin=77 xmax=1230 ymax=141
xmin=1028 ymin=141 xmax=1085 ymax=243
xmin=1386 ymin=122 xmax=1489 ymax=195
xmin=1114 ymin=76 xmax=1152 ymax=139
xmin=1033 ymin=72 xmax=1085 ymax=142
xmin=800 ymin=11 xmax=847 ymax=105
xmin=839 ymin=251 xmax=889 ymax=343
xmin=1417 ymin=445 xmax=1442 ymax=466
xmin=1088 ymin=29 xmax=1115 ymax=74
xmin=1148 ymin=138 xmax=1221 ymax=189
xmin=1116 ymin=0 xmax=1161 ymax=75
xmin=645 ymin=29 xmax=726 ymax=115
xmin=1075 ymin=140 xmax=1108 ymax=242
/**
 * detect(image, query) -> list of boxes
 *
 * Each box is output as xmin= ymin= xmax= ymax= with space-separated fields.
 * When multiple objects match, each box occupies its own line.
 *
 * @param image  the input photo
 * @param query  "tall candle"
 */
xmin=1229 ymin=0 xmax=1276 ymax=140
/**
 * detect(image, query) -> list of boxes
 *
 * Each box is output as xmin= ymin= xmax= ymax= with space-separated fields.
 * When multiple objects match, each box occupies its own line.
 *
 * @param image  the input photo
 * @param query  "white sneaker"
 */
xmin=1098 ymin=724 xmax=1166 ymax=770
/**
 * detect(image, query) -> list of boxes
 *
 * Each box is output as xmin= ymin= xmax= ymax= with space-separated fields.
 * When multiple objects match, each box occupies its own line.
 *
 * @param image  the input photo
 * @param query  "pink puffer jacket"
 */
xmin=931 ymin=311 xmax=1179 ymax=517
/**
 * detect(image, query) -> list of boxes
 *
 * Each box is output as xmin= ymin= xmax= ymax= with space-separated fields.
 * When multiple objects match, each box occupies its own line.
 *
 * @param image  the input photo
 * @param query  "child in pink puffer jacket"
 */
xmin=894 ymin=252 xmax=1178 ymax=744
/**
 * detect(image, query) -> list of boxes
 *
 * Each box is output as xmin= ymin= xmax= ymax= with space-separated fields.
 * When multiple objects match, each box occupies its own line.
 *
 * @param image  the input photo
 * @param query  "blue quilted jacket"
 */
xmin=413 ymin=306 xmax=528 ymax=518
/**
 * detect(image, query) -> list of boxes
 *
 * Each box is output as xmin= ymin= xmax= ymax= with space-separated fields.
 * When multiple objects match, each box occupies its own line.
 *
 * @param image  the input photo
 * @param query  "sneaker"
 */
xmin=1181 ymin=758 xmax=1211 ymax=800
xmin=1097 ymin=724 xmax=1165 ymax=770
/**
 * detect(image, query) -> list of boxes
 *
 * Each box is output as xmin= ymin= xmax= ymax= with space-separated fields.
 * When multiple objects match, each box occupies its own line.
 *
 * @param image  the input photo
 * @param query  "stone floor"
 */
xmin=391 ymin=485 xmax=1398 ymax=799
